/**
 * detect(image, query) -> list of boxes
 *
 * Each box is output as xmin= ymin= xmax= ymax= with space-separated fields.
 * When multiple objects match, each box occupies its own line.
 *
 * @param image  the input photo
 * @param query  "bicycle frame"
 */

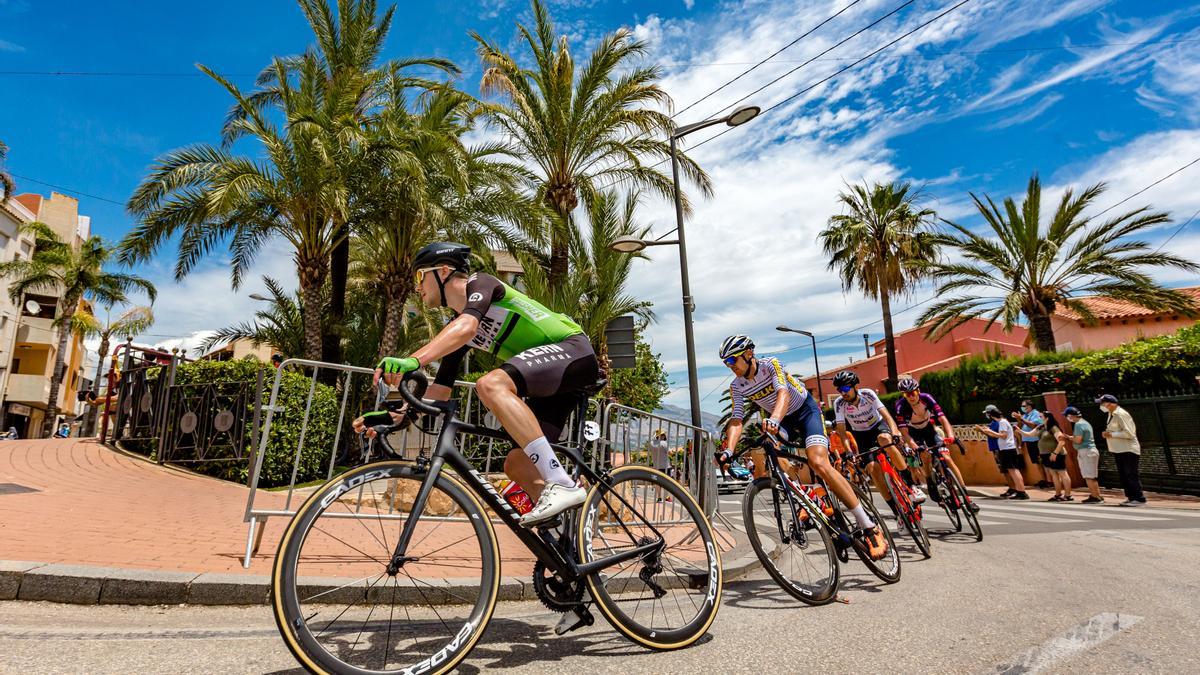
xmin=749 ymin=438 xmax=842 ymax=542
xmin=853 ymin=443 xmax=918 ymax=515
xmin=385 ymin=395 xmax=666 ymax=584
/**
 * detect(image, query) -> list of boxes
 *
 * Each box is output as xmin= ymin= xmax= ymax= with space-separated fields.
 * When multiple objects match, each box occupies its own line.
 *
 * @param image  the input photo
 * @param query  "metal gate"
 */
xmin=1085 ymin=394 xmax=1200 ymax=496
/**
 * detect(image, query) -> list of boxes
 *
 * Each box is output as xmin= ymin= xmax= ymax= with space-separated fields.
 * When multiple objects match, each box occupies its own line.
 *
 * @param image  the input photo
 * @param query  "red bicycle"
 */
xmin=847 ymin=442 xmax=931 ymax=558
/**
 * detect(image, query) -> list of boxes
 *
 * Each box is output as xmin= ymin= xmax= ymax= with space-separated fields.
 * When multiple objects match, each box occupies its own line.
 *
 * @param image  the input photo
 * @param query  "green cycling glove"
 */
xmin=376 ymin=356 xmax=420 ymax=375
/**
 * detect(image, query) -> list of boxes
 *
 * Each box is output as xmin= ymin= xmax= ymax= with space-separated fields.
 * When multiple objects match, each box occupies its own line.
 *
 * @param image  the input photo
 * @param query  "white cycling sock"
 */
xmin=850 ymin=504 xmax=876 ymax=529
xmin=523 ymin=436 xmax=574 ymax=489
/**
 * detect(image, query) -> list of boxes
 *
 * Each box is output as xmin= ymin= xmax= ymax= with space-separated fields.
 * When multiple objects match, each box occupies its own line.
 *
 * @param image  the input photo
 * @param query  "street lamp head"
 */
xmin=609 ymin=235 xmax=649 ymax=253
xmin=726 ymin=106 xmax=761 ymax=127
xmin=248 ymin=293 xmax=271 ymax=302
xmin=775 ymin=325 xmax=790 ymax=332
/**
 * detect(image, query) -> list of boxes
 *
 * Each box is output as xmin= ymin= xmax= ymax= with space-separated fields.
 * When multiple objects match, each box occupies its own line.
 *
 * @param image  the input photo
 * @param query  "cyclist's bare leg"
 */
xmin=869 ymin=461 xmax=891 ymax=498
xmin=504 ymin=450 xmax=546 ymax=501
xmin=750 ymin=447 xmax=801 ymax=481
xmin=805 ymin=444 xmax=858 ymax=510
xmin=474 ymin=370 xmax=543 ymax=446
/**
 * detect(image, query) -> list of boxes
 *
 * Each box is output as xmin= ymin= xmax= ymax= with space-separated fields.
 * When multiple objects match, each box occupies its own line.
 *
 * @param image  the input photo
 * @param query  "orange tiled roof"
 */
xmin=14 ymin=193 xmax=41 ymax=216
xmin=1055 ymin=286 xmax=1200 ymax=321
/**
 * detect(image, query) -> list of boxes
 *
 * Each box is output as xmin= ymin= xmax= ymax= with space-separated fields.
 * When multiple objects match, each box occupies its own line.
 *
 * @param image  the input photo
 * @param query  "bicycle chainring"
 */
xmin=532 ymin=560 xmax=584 ymax=612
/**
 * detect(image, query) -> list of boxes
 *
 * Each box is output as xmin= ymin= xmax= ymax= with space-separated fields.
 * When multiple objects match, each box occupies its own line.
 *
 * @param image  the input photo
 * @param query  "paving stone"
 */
xmin=0 ymin=561 xmax=45 ymax=600
xmin=18 ymin=564 xmax=115 ymax=604
xmin=188 ymin=572 xmax=272 ymax=605
xmin=99 ymin=569 xmax=199 ymax=605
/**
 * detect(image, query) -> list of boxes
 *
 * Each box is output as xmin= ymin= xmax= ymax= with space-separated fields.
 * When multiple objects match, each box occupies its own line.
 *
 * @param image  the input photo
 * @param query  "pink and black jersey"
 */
xmin=894 ymin=392 xmax=944 ymax=429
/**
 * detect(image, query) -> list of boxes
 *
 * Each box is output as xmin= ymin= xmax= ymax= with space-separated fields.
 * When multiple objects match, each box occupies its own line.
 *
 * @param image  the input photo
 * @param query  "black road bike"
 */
xmin=272 ymin=372 xmax=722 ymax=674
xmin=728 ymin=434 xmax=900 ymax=606
xmin=917 ymin=439 xmax=983 ymax=541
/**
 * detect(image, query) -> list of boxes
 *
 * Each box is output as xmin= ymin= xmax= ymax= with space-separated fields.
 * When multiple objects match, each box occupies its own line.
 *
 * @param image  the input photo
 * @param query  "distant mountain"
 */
xmin=652 ymin=403 xmax=723 ymax=434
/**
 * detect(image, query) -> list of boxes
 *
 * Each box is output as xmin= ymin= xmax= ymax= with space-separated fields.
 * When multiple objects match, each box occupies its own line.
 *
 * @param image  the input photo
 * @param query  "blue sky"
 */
xmin=3 ymin=0 xmax=1199 ymax=412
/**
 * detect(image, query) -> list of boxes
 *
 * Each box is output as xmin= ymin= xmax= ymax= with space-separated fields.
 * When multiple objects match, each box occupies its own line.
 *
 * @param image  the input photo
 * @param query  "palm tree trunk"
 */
xmin=297 ymin=259 xmax=327 ymax=361
xmin=1028 ymin=311 xmax=1057 ymax=352
xmin=84 ymin=334 xmax=111 ymax=436
xmin=549 ymin=226 xmax=569 ymax=285
xmin=324 ymin=234 xmax=349 ymax=365
xmin=377 ymin=273 xmax=413 ymax=362
xmin=880 ymin=287 xmax=899 ymax=391
xmin=42 ymin=300 xmax=78 ymax=437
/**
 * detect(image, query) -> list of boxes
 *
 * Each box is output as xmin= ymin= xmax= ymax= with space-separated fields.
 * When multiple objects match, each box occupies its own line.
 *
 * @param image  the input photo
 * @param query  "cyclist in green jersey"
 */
xmin=372 ymin=242 xmax=600 ymax=526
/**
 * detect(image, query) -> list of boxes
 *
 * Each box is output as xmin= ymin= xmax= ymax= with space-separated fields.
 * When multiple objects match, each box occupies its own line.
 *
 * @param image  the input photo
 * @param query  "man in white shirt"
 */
xmin=976 ymin=404 xmax=1029 ymax=500
xmin=1098 ymin=394 xmax=1145 ymax=506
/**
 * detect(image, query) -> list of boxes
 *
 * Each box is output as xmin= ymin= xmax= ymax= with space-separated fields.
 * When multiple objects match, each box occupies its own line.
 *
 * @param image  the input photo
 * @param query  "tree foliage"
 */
xmin=918 ymin=174 xmax=1199 ymax=351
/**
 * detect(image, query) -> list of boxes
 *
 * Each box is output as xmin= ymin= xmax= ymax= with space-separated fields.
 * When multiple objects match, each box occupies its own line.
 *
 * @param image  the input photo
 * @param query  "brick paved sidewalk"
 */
xmin=0 ymin=438 xmax=537 ymax=576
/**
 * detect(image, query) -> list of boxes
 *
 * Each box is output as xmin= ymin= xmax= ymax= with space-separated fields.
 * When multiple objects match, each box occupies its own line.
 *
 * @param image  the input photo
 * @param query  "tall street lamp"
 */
xmin=610 ymin=105 xmax=760 ymax=497
xmin=776 ymin=325 xmax=823 ymax=406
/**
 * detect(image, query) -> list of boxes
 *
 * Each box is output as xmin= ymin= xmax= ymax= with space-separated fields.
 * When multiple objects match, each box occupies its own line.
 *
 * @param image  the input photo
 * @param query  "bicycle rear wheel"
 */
xmin=578 ymin=466 xmax=722 ymax=651
xmin=946 ymin=468 xmax=983 ymax=541
xmin=273 ymin=461 xmax=498 ymax=675
xmin=885 ymin=473 xmax=931 ymax=559
xmin=742 ymin=477 xmax=839 ymax=605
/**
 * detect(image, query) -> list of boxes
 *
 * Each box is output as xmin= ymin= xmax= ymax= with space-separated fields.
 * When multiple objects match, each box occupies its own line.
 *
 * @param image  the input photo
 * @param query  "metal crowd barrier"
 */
xmin=240 ymin=359 xmax=658 ymax=567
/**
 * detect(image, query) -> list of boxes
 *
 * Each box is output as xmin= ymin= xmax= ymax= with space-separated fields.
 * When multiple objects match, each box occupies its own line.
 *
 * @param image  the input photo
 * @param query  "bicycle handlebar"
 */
xmin=394 ymin=371 xmax=439 ymax=416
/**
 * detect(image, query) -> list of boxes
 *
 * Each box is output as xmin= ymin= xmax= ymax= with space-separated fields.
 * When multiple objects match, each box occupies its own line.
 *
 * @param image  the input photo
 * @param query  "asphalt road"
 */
xmin=2 ymin=498 xmax=1199 ymax=674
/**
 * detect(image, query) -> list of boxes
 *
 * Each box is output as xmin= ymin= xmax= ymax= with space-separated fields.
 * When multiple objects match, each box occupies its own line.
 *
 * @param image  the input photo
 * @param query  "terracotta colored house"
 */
xmin=801 ymin=318 xmax=1028 ymax=405
xmin=1033 ymin=286 xmax=1200 ymax=352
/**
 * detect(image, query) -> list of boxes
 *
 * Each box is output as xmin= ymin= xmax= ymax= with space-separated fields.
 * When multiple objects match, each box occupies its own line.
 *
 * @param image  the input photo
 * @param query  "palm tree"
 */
xmin=355 ymin=85 xmax=543 ymax=360
xmin=918 ymin=174 xmax=1199 ymax=351
xmin=123 ymin=61 xmax=342 ymax=360
xmin=820 ymin=181 xmax=939 ymax=388
xmin=199 ymin=277 xmax=306 ymax=360
xmin=0 ymin=223 xmax=156 ymax=437
xmin=519 ymin=190 xmax=654 ymax=351
xmin=471 ymin=0 xmax=712 ymax=284
xmin=235 ymin=0 xmax=458 ymax=365
xmin=72 ymin=304 xmax=155 ymax=435
xmin=0 ymin=139 xmax=14 ymax=202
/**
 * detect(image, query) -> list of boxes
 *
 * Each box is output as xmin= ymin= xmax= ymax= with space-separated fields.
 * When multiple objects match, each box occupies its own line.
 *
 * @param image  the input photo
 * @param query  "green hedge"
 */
xmin=915 ymin=324 xmax=1200 ymax=420
xmin=179 ymin=359 xmax=341 ymax=488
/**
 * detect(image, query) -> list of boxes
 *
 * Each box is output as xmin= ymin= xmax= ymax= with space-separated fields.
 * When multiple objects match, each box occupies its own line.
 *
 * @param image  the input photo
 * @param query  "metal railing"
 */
xmin=239 ymin=358 xmax=705 ymax=568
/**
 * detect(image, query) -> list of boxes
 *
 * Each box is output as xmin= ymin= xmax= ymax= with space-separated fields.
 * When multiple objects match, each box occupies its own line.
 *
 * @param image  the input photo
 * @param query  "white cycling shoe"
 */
xmin=909 ymin=486 xmax=928 ymax=505
xmin=520 ymin=483 xmax=587 ymax=527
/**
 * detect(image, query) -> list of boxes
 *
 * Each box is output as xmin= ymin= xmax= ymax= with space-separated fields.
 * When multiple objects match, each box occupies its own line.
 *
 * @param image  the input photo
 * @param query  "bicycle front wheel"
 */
xmin=840 ymin=483 xmax=900 ymax=583
xmin=273 ymin=461 xmax=499 ymax=675
xmin=947 ymin=468 xmax=983 ymax=541
xmin=578 ymin=466 xmax=722 ymax=651
xmin=743 ymin=477 xmax=839 ymax=605
xmin=934 ymin=466 xmax=963 ymax=532
xmin=885 ymin=473 xmax=932 ymax=559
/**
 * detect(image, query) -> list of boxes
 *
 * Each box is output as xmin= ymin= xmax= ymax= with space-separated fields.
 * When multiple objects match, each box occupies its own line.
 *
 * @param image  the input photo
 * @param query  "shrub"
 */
xmin=140 ymin=358 xmax=342 ymax=488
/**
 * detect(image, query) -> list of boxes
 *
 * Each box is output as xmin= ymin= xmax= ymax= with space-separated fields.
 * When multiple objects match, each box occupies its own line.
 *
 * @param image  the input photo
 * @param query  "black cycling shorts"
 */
xmin=848 ymin=422 xmax=891 ymax=466
xmin=906 ymin=424 xmax=940 ymax=449
xmin=499 ymin=333 xmax=600 ymax=442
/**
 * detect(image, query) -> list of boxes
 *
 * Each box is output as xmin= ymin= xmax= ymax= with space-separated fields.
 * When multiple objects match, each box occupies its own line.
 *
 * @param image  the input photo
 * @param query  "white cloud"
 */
xmin=0 ymin=38 xmax=23 ymax=52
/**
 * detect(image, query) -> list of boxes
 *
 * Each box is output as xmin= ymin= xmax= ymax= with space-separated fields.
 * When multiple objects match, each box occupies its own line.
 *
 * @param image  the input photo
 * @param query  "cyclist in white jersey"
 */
xmin=831 ymin=370 xmax=926 ymax=507
xmin=717 ymin=336 xmax=887 ymax=554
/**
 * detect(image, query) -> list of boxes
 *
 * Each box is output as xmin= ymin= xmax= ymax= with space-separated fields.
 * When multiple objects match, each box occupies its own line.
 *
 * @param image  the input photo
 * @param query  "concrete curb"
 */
xmin=1 ymin=553 xmax=758 ymax=606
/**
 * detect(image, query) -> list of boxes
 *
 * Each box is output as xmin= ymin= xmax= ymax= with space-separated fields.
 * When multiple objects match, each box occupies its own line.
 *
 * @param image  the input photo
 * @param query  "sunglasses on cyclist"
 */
xmin=837 ymin=385 xmax=854 ymax=394
xmin=903 ymin=390 xmax=920 ymax=397
xmin=414 ymin=266 xmax=440 ymax=285
xmin=723 ymin=353 xmax=745 ymax=367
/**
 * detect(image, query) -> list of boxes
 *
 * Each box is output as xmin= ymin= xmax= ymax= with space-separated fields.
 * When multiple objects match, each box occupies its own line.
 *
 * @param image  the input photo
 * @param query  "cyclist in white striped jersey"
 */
xmin=716 ymin=335 xmax=886 ymax=555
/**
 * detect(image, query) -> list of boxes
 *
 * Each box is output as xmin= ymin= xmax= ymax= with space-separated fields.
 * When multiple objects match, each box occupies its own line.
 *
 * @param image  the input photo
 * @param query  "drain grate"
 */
xmin=0 ymin=482 xmax=39 ymax=495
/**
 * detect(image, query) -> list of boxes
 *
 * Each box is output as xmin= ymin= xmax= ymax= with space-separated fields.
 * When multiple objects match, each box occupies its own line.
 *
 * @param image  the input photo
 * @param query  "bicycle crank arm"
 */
xmin=554 ymin=604 xmax=595 ymax=636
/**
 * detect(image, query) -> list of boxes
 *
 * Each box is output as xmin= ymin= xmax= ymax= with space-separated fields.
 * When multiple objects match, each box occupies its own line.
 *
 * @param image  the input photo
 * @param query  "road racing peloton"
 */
xmin=717 ymin=335 xmax=887 ymax=556
xmin=831 ymin=370 xmax=927 ymax=513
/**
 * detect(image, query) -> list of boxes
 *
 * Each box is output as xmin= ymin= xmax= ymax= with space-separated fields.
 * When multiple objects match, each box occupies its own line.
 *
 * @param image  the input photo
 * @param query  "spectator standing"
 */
xmin=1098 ymin=394 xmax=1145 ymax=506
xmin=977 ymin=405 xmax=1029 ymax=500
xmin=649 ymin=429 xmax=671 ymax=476
xmin=1064 ymin=406 xmax=1103 ymax=503
xmin=1040 ymin=412 xmax=1072 ymax=501
xmin=1013 ymin=400 xmax=1051 ymax=488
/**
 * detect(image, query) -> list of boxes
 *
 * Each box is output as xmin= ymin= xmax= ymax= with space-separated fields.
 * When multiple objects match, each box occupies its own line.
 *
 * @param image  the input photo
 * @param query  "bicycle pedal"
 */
xmin=554 ymin=606 xmax=594 ymax=636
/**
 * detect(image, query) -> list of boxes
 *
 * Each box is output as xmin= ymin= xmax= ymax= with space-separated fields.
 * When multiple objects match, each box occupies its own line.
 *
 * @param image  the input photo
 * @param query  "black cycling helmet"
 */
xmin=414 ymin=242 xmax=470 ymax=307
xmin=832 ymin=371 xmax=859 ymax=388
xmin=719 ymin=335 xmax=755 ymax=360
xmin=414 ymin=242 xmax=471 ymax=273
xmin=897 ymin=376 xmax=920 ymax=392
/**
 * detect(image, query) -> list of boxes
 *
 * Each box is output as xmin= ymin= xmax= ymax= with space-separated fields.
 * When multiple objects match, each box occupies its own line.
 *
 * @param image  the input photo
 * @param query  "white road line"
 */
xmin=990 ymin=612 xmax=1142 ymax=674
xmin=965 ymin=509 xmax=1085 ymax=524
xmin=983 ymin=503 xmax=1173 ymax=522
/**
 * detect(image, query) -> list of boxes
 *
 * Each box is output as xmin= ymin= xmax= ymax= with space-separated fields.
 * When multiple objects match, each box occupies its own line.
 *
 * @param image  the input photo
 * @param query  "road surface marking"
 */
xmin=983 ymin=503 xmax=1172 ymax=522
xmin=990 ymin=612 xmax=1142 ymax=674
xmin=965 ymin=509 xmax=1084 ymax=524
